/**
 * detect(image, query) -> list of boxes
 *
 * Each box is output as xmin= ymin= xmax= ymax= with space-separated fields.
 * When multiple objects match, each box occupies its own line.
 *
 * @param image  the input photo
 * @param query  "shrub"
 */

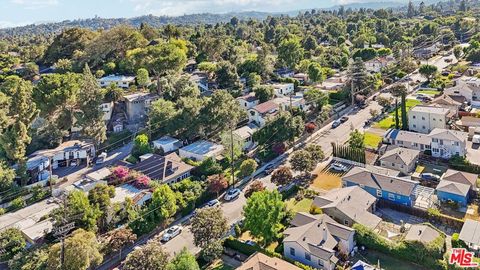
xmin=111 ymin=166 xmax=129 ymax=182
xmin=134 ymin=175 xmax=151 ymax=189
xmin=10 ymin=197 xmax=26 ymax=211
xmin=309 ymin=205 xmax=323 ymax=215
xmin=451 ymin=233 xmax=468 ymax=248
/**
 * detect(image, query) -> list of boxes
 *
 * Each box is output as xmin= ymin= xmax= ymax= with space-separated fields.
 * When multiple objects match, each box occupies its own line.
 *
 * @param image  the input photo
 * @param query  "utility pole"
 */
xmin=53 ymin=197 xmax=75 ymax=270
xmin=48 ymin=156 xmax=53 ymax=196
xmin=230 ymin=125 xmax=235 ymax=188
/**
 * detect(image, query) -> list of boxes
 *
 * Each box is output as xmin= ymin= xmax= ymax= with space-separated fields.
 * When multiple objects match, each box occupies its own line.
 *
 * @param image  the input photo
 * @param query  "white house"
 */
xmin=178 ymin=140 xmax=224 ymax=161
xmin=233 ymin=124 xmax=258 ymax=150
xmin=283 ymin=212 xmax=355 ymax=270
xmin=429 ymin=128 xmax=468 ymax=159
xmin=248 ymin=101 xmax=279 ymax=128
xmin=152 ymin=136 xmax=182 ymax=153
xmin=272 ymin=95 xmax=310 ymax=112
xmin=29 ymin=140 xmax=95 ymax=171
xmin=444 ymin=77 xmax=480 ymax=107
xmin=459 ymin=219 xmax=480 ymax=255
xmin=365 ymin=56 xmax=395 ymax=73
xmin=271 ymin=83 xmax=294 ymax=97
xmin=408 ymin=105 xmax=450 ymax=134
xmin=383 ymin=129 xmax=432 ymax=152
xmin=100 ymin=101 xmax=114 ymax=122
xmin=237 ymin=93 xmax=259 ymax=110
xmin=98 ymin=75 xmax=135 ymax=88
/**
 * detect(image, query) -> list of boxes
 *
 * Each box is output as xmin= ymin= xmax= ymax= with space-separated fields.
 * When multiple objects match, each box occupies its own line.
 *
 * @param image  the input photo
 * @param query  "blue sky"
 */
xmin=0 ymin=0 xmax=393 ymax=28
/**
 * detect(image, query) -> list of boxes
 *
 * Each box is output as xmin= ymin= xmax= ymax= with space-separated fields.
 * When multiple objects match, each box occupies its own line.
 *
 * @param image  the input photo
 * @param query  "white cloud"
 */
xmin=10 ymin=0 xmax=59 ymax=9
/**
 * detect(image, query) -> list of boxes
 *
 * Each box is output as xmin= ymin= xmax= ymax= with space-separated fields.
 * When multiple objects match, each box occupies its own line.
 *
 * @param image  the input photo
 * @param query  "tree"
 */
xmin=253 ymin=111 xmax=303 ymax=146
xmin=136 ymin=68 xmax=150 ymax=89
xmin=307 ymin=62 xmax=325 ymax=83
xmin=0 ymin=228 xmax=26 ymax=261
xmin=243 ymin=190 xmax=286 ymax=245
xmin=305 ymin=144 xmax=325 ymax=163
xmin=194 ymin=157 xmax=223 ymax=177
xmin=305 ymin=88 xmax=329 ymax=110
xmin=271 ymin=166 xmax=293 ymax=186
xmin=245 ymin=180 xmax=265 ymax=198
xmin=190 ymin=207 xmax=228 ymax=248
xmin=290 ymin=150 xmax=315 ymax=175
xmin=53 ymin=190 xmax=101 ymax=231
xmin=102 ymin=228 xmax=137 ymax=254
xmin=197 ymin=61 xmax=217 ymax=80
xmin=407 ymin=0 xmax=416 ymax=18
xmin=123 ymin=241 xmax=169 ymax=270
xmin=47 ymin=229 xmax=102 ymax=270
xmin=239 ymin=159 xmax=258 ymax=179
xmin=253 ymin=85 xmax=274 ymax=103
xmin=0 ymin=160 xmax=15 ymax=192
xmin=200 ymin=91 xmax=245 ymax=135
xmin=349 ymin=129 xmax=365 ymax=150
xmin=148 ymin=99 xmax=178 ymax=137
xmin=167 ymin=248 xmax=200 ymax=270
xmin=349 ymin=57 xmax=369 ymax=94
xmin=43 ymin=28 xmax=98 ymax=64
xmin=148 ymin=184 xmax=177 ymax=223
xmin=132 ymin=134 xmax=152 ymax=159
xmin=418 ymin=64 xmax=438 ymax=82
xmin=88 ymin=184 xmax=115 ymax=231
xmin=76 ymin=64 xmax=106 ymax=144
xmin=207 ymin=174 xmax=228 ymax=197
xmin=215 ymin=61 xmax=241 ymax=91
xmin=278 ymin=37 xmax=304 ymax=69
xmin=161 ymin=74 xmax=200 ymax=102
xmin=391 ymin=84 xmax=408 ymax=130
xmin=376 ymin=96 xmax=392 ymax=108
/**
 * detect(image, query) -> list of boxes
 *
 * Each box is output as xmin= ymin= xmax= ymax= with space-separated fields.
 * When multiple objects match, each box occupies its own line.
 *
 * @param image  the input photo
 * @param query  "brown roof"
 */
xmin=238 ymin=252 xmax=301 ymax=270
xmin=442 ymin=169 xmax=478 ymax=187
xmin=252 ymin=101 xmax=279 ymax=114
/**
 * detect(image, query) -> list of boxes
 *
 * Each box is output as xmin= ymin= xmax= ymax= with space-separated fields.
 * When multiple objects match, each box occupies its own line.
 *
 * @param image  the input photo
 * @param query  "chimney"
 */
xmin=323 ymin=225 xmax=327 ymax=241
xmin=166 ymin=161 xmax=173 ymax=172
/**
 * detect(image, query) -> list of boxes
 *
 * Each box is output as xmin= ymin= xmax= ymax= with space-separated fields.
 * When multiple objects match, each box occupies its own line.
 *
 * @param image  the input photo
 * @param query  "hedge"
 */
xmin=353 ymin=223 xmax=446 ymax=270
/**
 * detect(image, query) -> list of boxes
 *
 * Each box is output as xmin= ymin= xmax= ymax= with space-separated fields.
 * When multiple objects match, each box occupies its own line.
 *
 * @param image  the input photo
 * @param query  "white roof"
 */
xmin=152 ymin=136 xmax=180 ymax=146
xmin=98 ymin=75 xmax=135 ymax=83
xmin=85 ymin=167 xmax=111 ymax=181
xmin=410 ymin=105 xmax=450 ymax=115
xmin=112 ymin=184 xmax=149 ymax=204
xmin=233 ymin=124 xmax=258 ymax=140
xmin=180 ymin=140 xmax=223 ymax=155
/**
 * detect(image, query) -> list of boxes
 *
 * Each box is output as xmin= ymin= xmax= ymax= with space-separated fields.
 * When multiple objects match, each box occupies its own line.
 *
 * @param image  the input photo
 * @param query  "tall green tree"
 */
xmin=0 ymin=228 xmax=26 ymax=261
xmin=290 ymin=150 xmax=315 ymax=175
xmin=46 ymin=229 xmax=102 ymax=270
xmin=76 ymin=64 xmax=106 ymax=144
xmin=277 ymin=37 xmax=304 ymax=69
xmin=418 ymin=64 xmax=438 ymax=82
xmin=243 ymin=190 xmax=286 ymax=245
xmin=200 ymin=91 xmax=245 ymax=135
xmin=190 ymin=207 xmax=228 ymax=248
xmin=148 ymin=184 xmax=177 ymax=224
xmin=391 ymin=84 xmax=408 ymax=130
xmin=348 ymin=129 xmax=365 ymax=150
xmin=239 ymin=159 xmax=258 ymax=179
xmin=136 ymin=68 xmax=150 ymax=90
xmin=0 ymin=160 xmax=15 ymax=192
xmin=123 ymin=241 xmax=169 ymax=270
xmin=253 ymin=85 xmax=274 ymax=103
xmin=167 ymin=248 xmax=200 ymax=270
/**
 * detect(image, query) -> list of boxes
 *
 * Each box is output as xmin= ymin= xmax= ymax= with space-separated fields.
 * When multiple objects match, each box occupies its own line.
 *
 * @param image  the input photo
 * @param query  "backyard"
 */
xmin=374 ymin=99 xmax=422 ymax=130
xmin=285 ymin=198 xmax=313 ymax=213
xmin=354 ymin=250 xmax=428 ymax=270
xmin=310 ymin=169 xmax=343 ymax=191
xmin=364 ymin=132 xmax=382 ymax=148
xmin=417 ymin=90 xmax=441 ymax=96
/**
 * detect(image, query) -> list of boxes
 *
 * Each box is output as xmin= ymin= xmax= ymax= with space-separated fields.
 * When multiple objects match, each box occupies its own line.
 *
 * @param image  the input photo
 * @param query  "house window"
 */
xmin=376 ymin=189 xmax=382 ymax=197
xmin=413 ymin=124 xmax=417 ymax=128
xmin=422 ymin=126 xmax=426 ymax=129
xmin=433 ymin=118 xmax=436 ymax=121
xmin=413 ymin=143 xmax=418 ymax=147
xmin=455 ymin=142 xmax=459 ymax=146
xmin=439 ymin=119 xmax=442 ymax=122
xmin=422 ymin=117 xmax=425 ymax=120
xmin=318 ymin=260 xmax=324 ymax=267
xmin=391 ymin=162 xmax=395 ymax=166
xmin=290 ymin=248 xmax=295 ymax=256
xmin=433 ymin=148 xmax=439 ymax=153
xmin=412 ymin=115 xmax=416 ymax=119
xmin=432 ymin=138 xmax=438 ymax=143
xmin=305 ymin=253 xmax=311 ymax=261
xmin=388 ymin=193 xmax=395 ymax=200
xmin=440 ymin=140 xmax=444 ymax=145
xmin=344 ymin=220 xmax=349 ymax=226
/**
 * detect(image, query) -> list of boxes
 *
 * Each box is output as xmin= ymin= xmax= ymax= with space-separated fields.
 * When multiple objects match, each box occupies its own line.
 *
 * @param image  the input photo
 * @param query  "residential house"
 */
xmin=312 ymin=186 xmax=381 ymax=229
xmin=383 ymin=129 xmax=431 ymax=152
xmin=274 ymin=68 xmax=294 ymax=78
xmin=111 ymin=184 xmax=152 ymax=206
xmin=233 ymin=124 xmax=258 ymax=150
xmin=271 ymin=83 xmax=294 ymax=97
xmin=429 ymin=128 xmax=468 ymax=158
xmin=365 ymin=56 xmax=395 ymax=73
xmin=100 ymin=101 xmax=114 ymax=122
xmin=20 ymin=155 xmax=51 ymax=186
xmin=72 ymin=168 xmax=111 ymax=192
xmin=283 ymin=212 xmax=355 ymax=270
xmin=413 ymin=43 xmax=440 ymax=59
xmin=404 ymin=224 xmax=441 ymax=245
xmin=436 ymin=169 xmax=478 ymax=206
xmin=318 ymin=76 xmax=347 ymax=91
xmin=124 ymin=92 xmax=159 ymax=122
xmin=430 ymin=94 xmax=466 ymax=115
xmin=97 ymin=75 xmax=135 ymax=88
xmin=152 ymin=136 xmax=182 ymax=153
xmin=190 ymin=71 xmax=209 ymax=93
xmin=444 ymin=78 xmax=480 ymax=107
xmin=130 ymin=153 xmax=193 ymax=184
xmin=248 ymin=101 xmax=279 ymax=128
xmin=272 ymin=95 xmax=310 ymax=112
xmin=408 ymin=105 xmax=450 ymax=134
xmin=238 ymin=252 xmax=301 ymax=270
xmin=294 ymin=73 xmax=308 ymax=84
xmin=458 ymin=116 xmax=480 ymax=129
xmin=378 ymin=147 xmax=420 ymax=175
xmin=342 ymin=166 xmax=419 ymax=206
xmin=178 ymin=140 xmax=224 ymax=162
xmin=237 ymin=93 xmax=260 ymax=110
xmin=459 ymin=219 xmax=480 ymax=255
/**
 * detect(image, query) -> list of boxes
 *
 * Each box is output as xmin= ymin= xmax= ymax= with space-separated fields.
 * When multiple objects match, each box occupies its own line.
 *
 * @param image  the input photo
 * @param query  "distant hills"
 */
xmin=0 ymin=1 xmax=439 ymax=37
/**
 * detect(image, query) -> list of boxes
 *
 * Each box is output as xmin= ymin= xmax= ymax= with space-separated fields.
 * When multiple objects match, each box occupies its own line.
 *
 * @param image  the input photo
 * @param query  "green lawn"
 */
xmin=374 ymin=99 xmax=421 ymax=130
xmin=417 ymin=90 xmax=441 ymax=96
xmin=355 ymin=250 xmax=428 ymax=270
xmin=286 ymin=198 xmax=313 ymax=213
xmin=364 ymin=132 xmax=382 ymax=148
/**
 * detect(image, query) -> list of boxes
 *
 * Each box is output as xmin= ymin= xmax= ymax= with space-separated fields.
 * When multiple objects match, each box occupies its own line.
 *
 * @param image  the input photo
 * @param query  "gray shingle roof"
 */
xmin=404 ymin=224 xmax=441 ymax=244
xmin=379 ymin=147 xmax=420 ymax=166
xmin=442 ymin=169 xmax=478 ymax=187
xmin=342 ymin=167 xmax=418 ymax=196
xmin=459 ymin=219 xmax=480 ymax=246
xmin=436 ymin=180 xmax=470 ymax=197
xmin=428 ymin=128 xmax=467 ymax=142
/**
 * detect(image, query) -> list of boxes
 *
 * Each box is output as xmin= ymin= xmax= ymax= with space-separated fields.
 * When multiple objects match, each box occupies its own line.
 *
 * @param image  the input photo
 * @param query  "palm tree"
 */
xmin=391 ymin=84 xmax=408 ymax=130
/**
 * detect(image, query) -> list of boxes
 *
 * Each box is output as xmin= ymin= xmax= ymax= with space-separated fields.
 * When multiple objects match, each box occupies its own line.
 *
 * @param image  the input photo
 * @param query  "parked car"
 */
xmin=95 ymin=152 xmax=107 ymax=165
xmin=420 ymin=173 xmax=440 ymax=182
xmin=224 ymin=188 xmax=241 ymax=201
xmin=206 ymin=199 xmax=220 ymax=208
xmin=340 ymin=116 xmax=349 ymax=123
xmin=245 ymin=240 xmax=257 ymax=246
xmin=277 ymin=182 xmax=296 ymax=193
xmin=264 ymin=164 xmax=275 ymax=174
xmin=161 ymin=225 xmax=182 ymax=242
xmin=331 ymin=163 xmax=348 ymax=172
xmin=332 ymin=119 xmax=341 ymax=128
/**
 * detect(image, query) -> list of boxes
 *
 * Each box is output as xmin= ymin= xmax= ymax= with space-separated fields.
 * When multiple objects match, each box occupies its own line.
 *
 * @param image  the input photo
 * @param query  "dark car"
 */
xmin=264 ymin=164 xmax=275 ymax=174
xmin=340 ymin=116 xmax=349 ymax=123
xmin=420 ymin=173 xmax=440 ymax=182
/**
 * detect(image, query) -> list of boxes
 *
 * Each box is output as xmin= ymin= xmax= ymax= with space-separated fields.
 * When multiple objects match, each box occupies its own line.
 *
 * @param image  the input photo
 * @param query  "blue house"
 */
xmin=342 ymin=167 xmax=419 ymax=207
xmin=436 ymin=180 xmax=469 ymax=207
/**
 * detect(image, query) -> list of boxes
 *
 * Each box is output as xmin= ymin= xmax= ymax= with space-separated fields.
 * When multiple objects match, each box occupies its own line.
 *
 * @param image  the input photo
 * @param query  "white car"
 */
xmin=96 ymin=152 xmax=107 ymax=165
xmin=206 ymin=199 xmax=220 ymax=207
xmin=224 ymin=188 xmax=241 ymax=201
xmin=161 ymin=225 xmax=182 ymax=242
xmin=331 ymin=163 xmax=348 ymax=172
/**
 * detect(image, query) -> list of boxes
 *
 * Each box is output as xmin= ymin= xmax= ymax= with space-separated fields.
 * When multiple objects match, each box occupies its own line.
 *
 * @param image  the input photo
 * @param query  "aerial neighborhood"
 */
xmin=1 ymin=0 xmax=480 ymax=269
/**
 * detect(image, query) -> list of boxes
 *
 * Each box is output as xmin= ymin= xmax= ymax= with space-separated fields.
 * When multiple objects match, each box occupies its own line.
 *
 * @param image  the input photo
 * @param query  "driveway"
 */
xmin=467 ymin=141 xmax=480 ymax=165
